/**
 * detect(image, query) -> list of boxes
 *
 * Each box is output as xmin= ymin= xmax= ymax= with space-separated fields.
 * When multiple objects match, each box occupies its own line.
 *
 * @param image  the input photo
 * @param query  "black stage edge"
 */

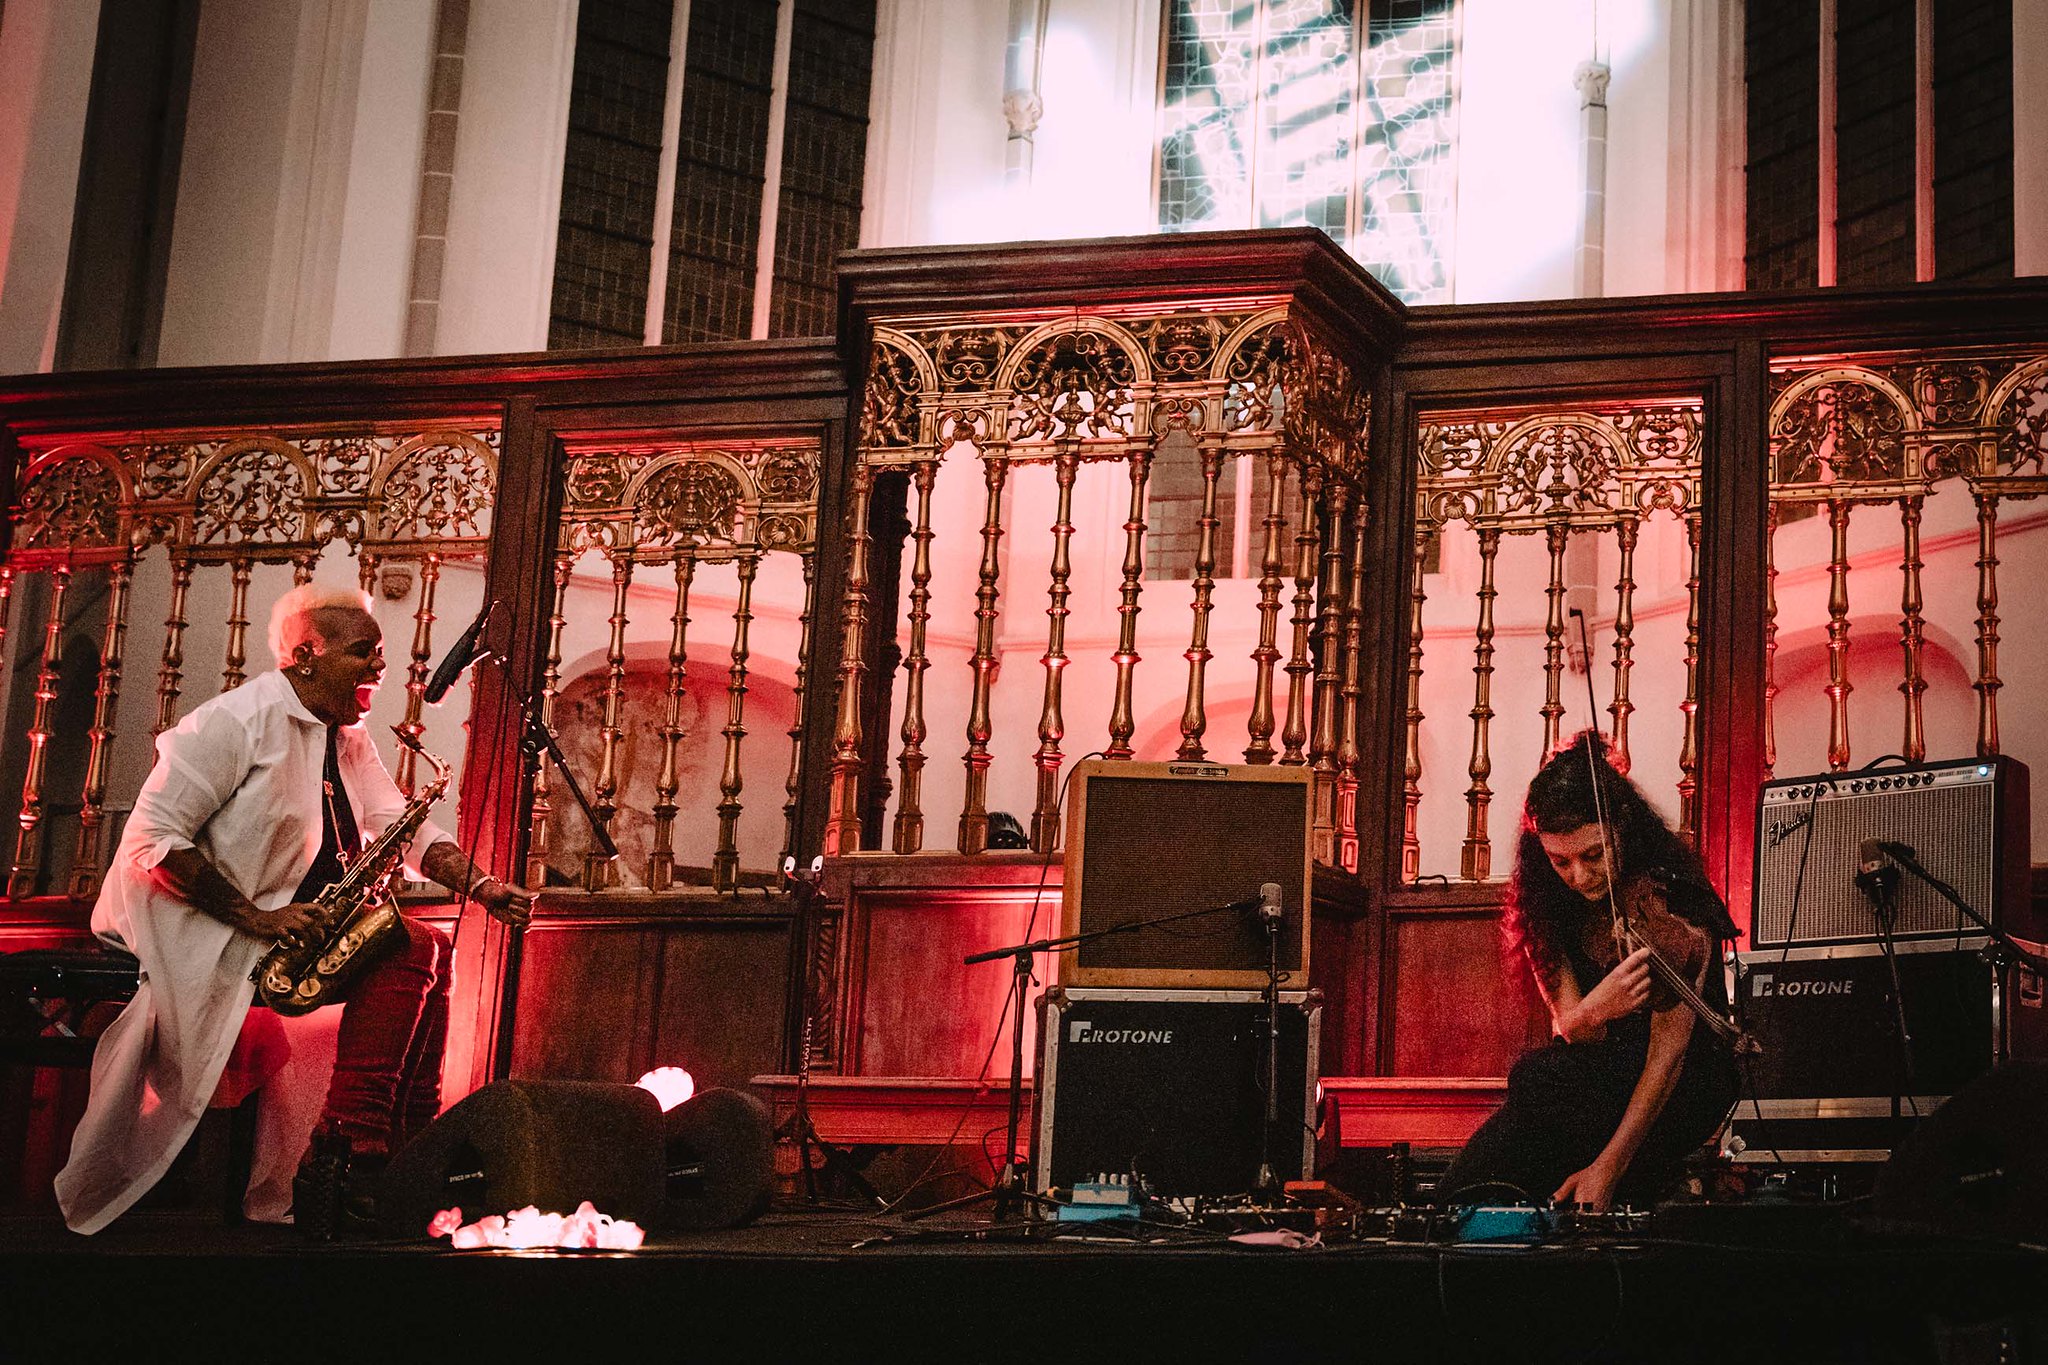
xmin=4 ymin=1209 xmax=2046 ymax=1363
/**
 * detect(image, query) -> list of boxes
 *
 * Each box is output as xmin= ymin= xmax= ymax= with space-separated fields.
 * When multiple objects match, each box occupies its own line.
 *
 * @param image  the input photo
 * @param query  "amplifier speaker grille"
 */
xmin=1751 ymin=758 xmax=2027 ymax=949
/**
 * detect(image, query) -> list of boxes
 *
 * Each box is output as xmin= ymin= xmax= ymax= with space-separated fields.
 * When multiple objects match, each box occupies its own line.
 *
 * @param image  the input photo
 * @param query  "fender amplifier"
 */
xmin=1751 ymin=756 xmax=2031 ymax=949
xmin=1032 ymin=987 xmax=1318 ymax=1198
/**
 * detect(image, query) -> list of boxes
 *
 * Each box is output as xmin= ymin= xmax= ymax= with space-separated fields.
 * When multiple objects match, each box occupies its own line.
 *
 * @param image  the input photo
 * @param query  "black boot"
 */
xmin=294 ymin=1132 xmax=383 ymax=1240
xmin=293 ymin=1129 xmax=351 ymax=1241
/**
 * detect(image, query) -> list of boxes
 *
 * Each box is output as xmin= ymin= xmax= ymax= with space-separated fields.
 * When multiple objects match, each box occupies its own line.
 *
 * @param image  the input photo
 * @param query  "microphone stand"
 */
xmin=1254 ymin=886 xmax=1285 ymax=1204
xmin=518 ymin=694 xmax=618 ymax=865
xmin=1881 ymin=844 xmax=2048 ymax=979
xmin=905 ymin=893 xmax=1279 ymax=1223
xmin=1855 ymin=859 xmax=1917 ymax=1113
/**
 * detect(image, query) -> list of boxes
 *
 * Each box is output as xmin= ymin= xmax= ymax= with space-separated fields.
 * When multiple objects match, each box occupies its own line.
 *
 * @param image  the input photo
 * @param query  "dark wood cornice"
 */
xmin=1401 ymin=278 xmax=2048 ymax=366
xmin=837 ymin=227 xmax=1407 ymax=363
xmin=0 ymin=338 xmax=849 ymax=438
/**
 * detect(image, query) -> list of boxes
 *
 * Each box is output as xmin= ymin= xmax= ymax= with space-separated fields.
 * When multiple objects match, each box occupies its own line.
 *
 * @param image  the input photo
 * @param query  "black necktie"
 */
xmin=293 ymin=727 xmax=361 ymax=901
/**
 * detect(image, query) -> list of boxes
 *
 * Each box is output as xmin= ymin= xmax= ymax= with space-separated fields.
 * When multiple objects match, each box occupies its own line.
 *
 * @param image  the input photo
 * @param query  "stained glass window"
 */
xmin=1159 ymin=0 xmax=1458 ymax=304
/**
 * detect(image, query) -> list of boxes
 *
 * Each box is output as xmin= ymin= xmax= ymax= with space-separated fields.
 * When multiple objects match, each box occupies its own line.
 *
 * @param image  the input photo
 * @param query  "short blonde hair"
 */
xmin=269 ymin=583 xmax=374 ymax=667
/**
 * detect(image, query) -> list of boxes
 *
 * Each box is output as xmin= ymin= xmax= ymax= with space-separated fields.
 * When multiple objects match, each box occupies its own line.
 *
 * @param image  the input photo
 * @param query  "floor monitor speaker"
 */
xmin=378 ymin=1080 xmax=664 ymax=1237
xmin=1869 ymin=1061 xmax=2048 ymax=1244
xmin=662 ymin=1087 xmax=774 ymax=1231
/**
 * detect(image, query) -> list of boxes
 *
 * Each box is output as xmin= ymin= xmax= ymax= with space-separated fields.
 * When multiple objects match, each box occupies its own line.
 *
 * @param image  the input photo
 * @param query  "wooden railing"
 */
xmin=1 ymin=428 xmax=497 ymax=899
xmin=1764 ymin=348 xmax=2048 ymax=775
xmin=824 ymin=234 xmax=1400 ymax=873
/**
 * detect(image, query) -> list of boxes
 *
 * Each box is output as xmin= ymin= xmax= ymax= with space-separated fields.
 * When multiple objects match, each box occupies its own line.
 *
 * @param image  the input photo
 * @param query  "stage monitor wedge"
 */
xmin=1061 ymin=759 xmax=1311 ymax=990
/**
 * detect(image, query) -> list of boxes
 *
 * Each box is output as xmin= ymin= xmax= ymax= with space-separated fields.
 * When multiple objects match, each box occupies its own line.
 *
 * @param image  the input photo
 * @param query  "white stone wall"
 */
xmin=0 ymin=0 xmax=101 ymax=375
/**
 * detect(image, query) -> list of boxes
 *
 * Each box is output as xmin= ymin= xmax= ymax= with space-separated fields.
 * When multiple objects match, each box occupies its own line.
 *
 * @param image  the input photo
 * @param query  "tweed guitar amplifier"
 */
xmin=1751 ymin=756 xmax=2032 ymax=949
xmin=1060 ymin=760 xmax=1312 ymax=989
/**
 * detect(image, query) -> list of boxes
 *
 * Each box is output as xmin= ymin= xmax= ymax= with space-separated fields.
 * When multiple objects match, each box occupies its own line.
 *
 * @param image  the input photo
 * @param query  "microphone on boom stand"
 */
xmin=423 ymin=598 xmax=500 ymax=704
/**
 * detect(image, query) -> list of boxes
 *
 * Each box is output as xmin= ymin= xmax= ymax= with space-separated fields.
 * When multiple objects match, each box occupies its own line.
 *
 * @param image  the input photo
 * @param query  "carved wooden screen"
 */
xmin=828 ymin=305 xmax=1375 ymax=868
xmin=1765 ymin=350 xmax=2048 ymax=836
xmin=528 ymin=438 xmax=821 ymax=892
xmin=1405 ymin=401 xmax=1706 ymax=883
xmin=0 ymin=429 xmax=498 ymax=899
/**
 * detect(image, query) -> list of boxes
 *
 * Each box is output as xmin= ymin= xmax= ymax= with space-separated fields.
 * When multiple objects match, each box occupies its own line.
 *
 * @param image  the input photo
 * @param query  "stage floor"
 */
xmin=4 ymin=1204 xmax=2044 ymax=1363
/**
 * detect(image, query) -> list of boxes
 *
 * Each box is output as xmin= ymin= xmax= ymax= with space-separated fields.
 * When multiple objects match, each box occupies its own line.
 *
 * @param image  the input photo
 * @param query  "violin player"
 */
xmin=1439 ymin=731 xmax=1741 ymax=1212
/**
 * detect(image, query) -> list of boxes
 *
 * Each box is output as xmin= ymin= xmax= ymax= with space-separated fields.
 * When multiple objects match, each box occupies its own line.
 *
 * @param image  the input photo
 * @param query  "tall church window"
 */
xmin=1157 ymin=0 xmax=1460 ymax=305
xmin=549 ymin=0 xmax=875 ymax=348
xmin=1743 ymin=0 xmax=2013 ymax=288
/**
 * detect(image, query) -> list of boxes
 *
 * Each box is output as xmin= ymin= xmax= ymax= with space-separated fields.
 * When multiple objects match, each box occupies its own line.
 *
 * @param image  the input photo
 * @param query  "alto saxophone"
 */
xmin=253 ymin=727 xmax=453 ymax=1016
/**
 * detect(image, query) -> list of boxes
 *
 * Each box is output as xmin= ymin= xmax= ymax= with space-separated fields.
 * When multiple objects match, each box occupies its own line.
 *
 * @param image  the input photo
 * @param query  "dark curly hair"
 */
xmin=1501 ymin=731 xmax=1722 ymax=979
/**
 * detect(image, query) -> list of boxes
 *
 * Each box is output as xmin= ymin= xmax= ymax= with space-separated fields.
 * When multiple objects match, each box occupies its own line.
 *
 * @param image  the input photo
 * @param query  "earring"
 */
xmin=298 ymin=664 xmax=315 ymax=677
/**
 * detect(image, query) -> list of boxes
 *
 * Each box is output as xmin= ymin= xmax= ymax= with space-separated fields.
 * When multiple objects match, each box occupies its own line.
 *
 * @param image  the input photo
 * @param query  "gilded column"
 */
xmin=957 ymin=455 xmax=1009 ymax=854
xmin=1243 ymin=454 xmax=1290 ymax=764
xmin=1540 ymin=520 xmax=1569 ymax=755
xmin=1461 ymin=528 xmax=1502 ymax=882
xmin=714 ymin=551 xmax=759 ymax=891
xmin=1973 ymin=489 xmax=2002 ymax=757
xmin=11 ymin=568 xmax=72 ymax=897
xmin=153 ymin=557 xmax=194 ymax=735
xmin=823 ymin=461 xmax=875 ymax=856
xmin=1607 ymin=515 xmax=1639 ymax=773
xmin=69 ymin=559 xmax=134 ymax=898
xmin=1176 ymin=443 xmax=1227 ymax=759
xmin=649 ymin=554 xmax=695 ymax=891
xmin=587 ymin=551 xmax=634 ymax=890
xmin=892 ymin=463 xmax=937 ymax=853
xmin=1103 ymin=447 xmax=1152 ymax=760
xmin=1030 ymin=450 xmax=1079 ymax=852
xmin=1898 ymin=493 xmax=1927 ymax=763
xmin=1825 ymin=499 xmax=1854 ymax=771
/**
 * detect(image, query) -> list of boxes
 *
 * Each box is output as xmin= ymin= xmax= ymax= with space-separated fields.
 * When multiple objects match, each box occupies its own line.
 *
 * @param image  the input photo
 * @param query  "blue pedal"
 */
xmin=1056 ymin=1177 xmax=1140 ymax=1222
xmin=1451 ymin=1204 xmax=1553 ymax=1243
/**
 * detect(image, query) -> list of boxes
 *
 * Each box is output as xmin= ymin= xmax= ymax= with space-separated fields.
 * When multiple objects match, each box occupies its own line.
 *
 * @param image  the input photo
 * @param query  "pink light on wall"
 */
xmin=636 ymin=1066 xmax=696 ymax=1112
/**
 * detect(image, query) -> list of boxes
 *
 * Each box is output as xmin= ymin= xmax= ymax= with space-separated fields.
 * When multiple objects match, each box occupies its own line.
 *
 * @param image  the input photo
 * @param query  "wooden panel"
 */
xmin=1322 ymin=1076 xmax=1505 ymax=1146
xmin=508 ymin=922 xmax=660 ymax=1082
xmin=750 ymin=1073 xmax=1503 ymax=1149
xmin=508 ymin=899 xmax=795 ymax=1092
xmin=1387 ymin=908 xmax=1546 ymax=1077
xmin=851 ymin=888 xmax=1054 ymax=1078
xmin=650 ymin=921 xmax=791 ymax=1094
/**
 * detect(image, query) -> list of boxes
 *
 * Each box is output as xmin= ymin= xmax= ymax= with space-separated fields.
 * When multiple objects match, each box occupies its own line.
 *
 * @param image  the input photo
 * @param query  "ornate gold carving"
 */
xmin=1006 ymin=328 xmax=1138 ymax=443
xmin=1412 ymin=399 xmax=1704 ymax=880
xmin=13 ymin=455 xmax=122 ymax=553
xmin=862 ymin=338 xmax=925 ymax=449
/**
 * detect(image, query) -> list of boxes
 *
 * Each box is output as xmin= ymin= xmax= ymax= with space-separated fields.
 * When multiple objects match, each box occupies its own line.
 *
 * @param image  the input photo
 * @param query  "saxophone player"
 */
xmin=56 ymin=585 xmax=531 ymax=1234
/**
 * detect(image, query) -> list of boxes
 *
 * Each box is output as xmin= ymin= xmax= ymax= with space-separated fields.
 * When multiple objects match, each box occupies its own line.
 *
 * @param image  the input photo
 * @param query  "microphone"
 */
xmin=1876 ymin=839 xmax=1918 ymax=863
xmin=1258 ymin=881 xmax=1284 ymax=924
xmin=423 ymin=599 xmax=499 ymax=704
xmin=1855 ymin=838 xmax=1900 ymax=908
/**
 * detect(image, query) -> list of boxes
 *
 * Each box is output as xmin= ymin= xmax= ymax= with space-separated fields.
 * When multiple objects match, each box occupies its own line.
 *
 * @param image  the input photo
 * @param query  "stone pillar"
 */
xmin=2016 ymin=0 xmax=2048 ymax=276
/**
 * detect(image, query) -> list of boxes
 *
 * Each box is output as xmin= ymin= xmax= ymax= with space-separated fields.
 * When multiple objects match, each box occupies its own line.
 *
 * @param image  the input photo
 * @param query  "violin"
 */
xmin=1610 ymin=877 xmax=1756 ymax=1050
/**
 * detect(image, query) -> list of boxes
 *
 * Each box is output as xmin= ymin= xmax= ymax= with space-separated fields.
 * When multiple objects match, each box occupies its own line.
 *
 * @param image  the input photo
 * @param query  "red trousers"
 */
xmin=315 ymin=916 xmax=452 ymax=1157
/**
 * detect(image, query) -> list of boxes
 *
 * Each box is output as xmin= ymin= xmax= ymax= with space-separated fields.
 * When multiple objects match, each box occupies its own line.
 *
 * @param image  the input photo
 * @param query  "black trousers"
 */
xmin=1440 ymin=1031 xmax=1738 ymax=1206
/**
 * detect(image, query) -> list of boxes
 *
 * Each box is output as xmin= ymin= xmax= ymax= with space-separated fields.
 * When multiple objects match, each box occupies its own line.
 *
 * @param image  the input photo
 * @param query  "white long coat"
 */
xmin=54 ymin=670 xmax=453 ymax=1234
